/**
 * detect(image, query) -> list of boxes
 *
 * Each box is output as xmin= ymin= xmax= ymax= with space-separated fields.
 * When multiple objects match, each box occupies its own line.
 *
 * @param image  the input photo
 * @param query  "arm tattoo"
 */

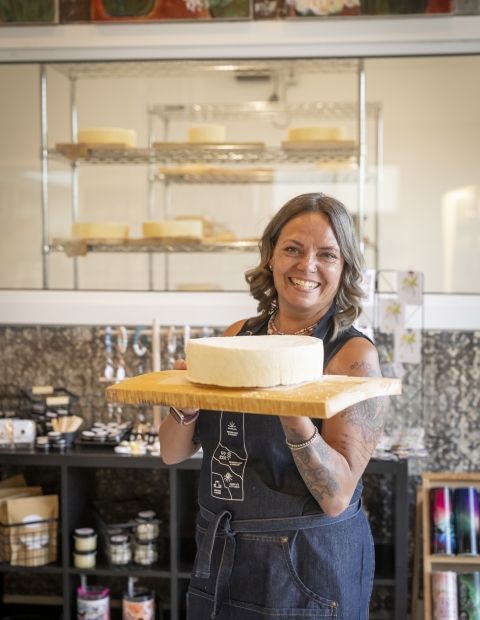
xmin=287 ymin=428 xmax=339 ymax=501
xmin=340 ymin=396 xmax=389 ymax=446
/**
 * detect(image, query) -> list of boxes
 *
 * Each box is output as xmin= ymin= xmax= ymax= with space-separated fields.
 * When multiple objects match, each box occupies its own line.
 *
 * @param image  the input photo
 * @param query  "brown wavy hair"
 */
xmin=245 ymin=192 xmax=365 ymax=340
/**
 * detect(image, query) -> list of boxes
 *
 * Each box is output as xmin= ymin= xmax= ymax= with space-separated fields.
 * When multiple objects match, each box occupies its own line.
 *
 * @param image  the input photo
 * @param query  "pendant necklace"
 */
xmin=267 ymin=309 xmax=321 ymax=336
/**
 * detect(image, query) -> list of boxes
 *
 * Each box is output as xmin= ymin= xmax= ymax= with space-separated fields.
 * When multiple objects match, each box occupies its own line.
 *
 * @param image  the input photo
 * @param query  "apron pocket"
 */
xmin=227 ymin=533 xmax=338 ymax=614
xmin=188 ymin=587 xmax=337 ymax=618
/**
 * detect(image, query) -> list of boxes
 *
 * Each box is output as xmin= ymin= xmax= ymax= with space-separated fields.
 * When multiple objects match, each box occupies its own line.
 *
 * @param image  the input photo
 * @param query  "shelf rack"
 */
xmin=48 ymin=240 xmax=259 ymax=255
xmin=0 ymin=449 xmax=408 ymax=620
xmin=421 ymin=472 xmax=480 ymax=620
xmin=49 ymin=59 xmax=362 ymax=80
xmin=40 ymin=59 xmax=382 ymax=290
xmin=47 ymin=143 xmax=358 ymax=165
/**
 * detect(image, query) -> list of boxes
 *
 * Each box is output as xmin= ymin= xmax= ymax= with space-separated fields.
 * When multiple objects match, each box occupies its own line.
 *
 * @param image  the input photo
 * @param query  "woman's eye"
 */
xmin=320 ymin=252 xmax=337 ymax=260
xmin=285 ymin=246 xmax=299 ymax=254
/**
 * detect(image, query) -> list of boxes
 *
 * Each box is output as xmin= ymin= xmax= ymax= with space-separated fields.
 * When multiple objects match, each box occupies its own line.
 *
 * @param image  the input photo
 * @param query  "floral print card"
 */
xmin=397 ymin=270 xmax=423 ymax=306
xmin=379 ymin=298 xmax=404 ymax=334
xmin=394 ymin=327 xmax=421 ymax=364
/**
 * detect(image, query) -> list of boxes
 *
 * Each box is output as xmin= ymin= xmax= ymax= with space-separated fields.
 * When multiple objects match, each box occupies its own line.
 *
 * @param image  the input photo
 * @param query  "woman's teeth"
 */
xmin=290 ymin=277 xmax=319 ymax=290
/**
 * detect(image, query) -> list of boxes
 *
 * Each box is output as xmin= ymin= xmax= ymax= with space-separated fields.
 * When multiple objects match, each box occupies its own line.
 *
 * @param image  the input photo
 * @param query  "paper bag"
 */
xmin=0 ymin=487 xmax=43 ymax=562
xmin=5 ymin=495 xmax=58 ymax=566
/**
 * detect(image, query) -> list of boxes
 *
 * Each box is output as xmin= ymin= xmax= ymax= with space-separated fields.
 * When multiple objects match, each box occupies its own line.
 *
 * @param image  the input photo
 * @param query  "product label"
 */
xmin=122 ymin=599 xmax=155 ymax=620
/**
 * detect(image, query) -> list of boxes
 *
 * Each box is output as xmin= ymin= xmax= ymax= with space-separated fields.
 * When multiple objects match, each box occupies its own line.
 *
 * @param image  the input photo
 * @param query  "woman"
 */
xmin=160 ymin=192 xmax=389 ymax=619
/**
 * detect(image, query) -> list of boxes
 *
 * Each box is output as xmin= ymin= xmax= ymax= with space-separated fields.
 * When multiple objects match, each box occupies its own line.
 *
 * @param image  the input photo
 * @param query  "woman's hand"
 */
xmin=159 ymin=358 xmax=201 ymax=464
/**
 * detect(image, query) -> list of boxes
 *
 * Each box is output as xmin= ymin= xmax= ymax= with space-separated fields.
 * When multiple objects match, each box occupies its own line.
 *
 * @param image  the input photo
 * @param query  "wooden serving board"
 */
xmin=106 ymin=370 xmax=401 ymax=419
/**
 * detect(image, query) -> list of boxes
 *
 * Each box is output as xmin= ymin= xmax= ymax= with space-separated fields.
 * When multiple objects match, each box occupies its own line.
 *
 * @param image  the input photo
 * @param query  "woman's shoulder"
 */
xmin=325 ymin=335 xmax=380 ymax=377
xmin=222 ymin=319 xmax=249 ymax=337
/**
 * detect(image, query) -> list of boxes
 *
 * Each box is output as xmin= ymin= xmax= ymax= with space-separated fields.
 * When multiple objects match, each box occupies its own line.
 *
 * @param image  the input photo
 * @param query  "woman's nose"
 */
xmin=298 ymin=252 xmax=317 ymax=273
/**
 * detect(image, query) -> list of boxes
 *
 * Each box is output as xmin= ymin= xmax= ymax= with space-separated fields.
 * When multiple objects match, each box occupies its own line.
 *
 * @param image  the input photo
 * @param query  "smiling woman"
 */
xmin=159 ymin=192 xmax=388 ymax=620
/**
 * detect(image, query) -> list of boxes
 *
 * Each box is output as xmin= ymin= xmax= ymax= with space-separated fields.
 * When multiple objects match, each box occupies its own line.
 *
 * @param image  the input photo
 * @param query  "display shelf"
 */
xmin=0 ymin=562 xmax=63 ymax=574
xmin=0 ymin=450 xmax=408 ymax=620
xmin=156 ymin=168 xmax=372 ymax=185
xmin=48 ymin=240 xmax=259 ymax=256
xmin=421 ymin=472 xmax=480 ymax=620
xmin=48 ymin=143 xmax=357 ymax=165
xmin=49 ymin=59 xmax=361 ymax=80
xmin=151 ymin=101 xmax=381 ymax=122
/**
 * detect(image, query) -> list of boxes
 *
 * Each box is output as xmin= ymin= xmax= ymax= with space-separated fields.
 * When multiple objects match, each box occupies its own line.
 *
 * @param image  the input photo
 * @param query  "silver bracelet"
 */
xmin=285 ymin=426 xmax=318 ymax=451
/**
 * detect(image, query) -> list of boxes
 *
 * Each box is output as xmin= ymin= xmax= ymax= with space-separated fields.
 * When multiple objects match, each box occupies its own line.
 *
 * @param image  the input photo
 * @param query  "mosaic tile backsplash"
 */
xmin=0 ymin=324 xmax=478 ymax=476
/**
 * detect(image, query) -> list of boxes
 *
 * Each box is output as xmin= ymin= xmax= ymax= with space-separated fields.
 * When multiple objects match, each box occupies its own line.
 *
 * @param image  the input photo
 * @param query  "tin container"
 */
xmin=458 ymin=572 xmax=480 ymax=620
xmin=77 ymin=585 xmax=110 ymax=620
xmin=123 ymin=586 xmax=155 ymax=620
xmin=430 ymin=487 xmax=456 ymax=555
xmin=431 ymin=571 xmax=458 ymax=620
xmin=454 ymin=488 xmax=479 ymax=556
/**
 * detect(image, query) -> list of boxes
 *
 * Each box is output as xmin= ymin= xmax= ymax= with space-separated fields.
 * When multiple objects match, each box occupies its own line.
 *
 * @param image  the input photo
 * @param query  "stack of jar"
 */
xmin=73 ymin=528 xmax=98 ymax=568
xmin=108 ymin=511 xmax=160 ymax=567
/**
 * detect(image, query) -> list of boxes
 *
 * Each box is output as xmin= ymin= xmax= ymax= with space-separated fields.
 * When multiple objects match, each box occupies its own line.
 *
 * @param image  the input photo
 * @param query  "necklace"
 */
xmin=267 ymin=310 xmax=322 ymax=336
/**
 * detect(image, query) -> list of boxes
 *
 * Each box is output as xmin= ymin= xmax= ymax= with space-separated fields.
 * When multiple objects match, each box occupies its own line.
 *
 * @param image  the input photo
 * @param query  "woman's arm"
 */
xmin=158 ymin=359 xmax=201 ymax=464
xmin=279 ymin=337 xmax=389 ymax=517
xmin=158 ymin=320 xmax=248 ymax=464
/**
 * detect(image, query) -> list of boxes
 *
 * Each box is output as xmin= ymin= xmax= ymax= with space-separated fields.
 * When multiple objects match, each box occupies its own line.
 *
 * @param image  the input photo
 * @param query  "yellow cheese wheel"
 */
xmin=77 ymin=128 xmax=137 ymax=148
xmin=287 ymin=126 xmax=347 ymax=141
xmin=188 ymin=125 xmax=226 ymax=143
xmin=72 ymin=222 xmax=129 ymax=240
xmin=186 ymin=335 xmax=324 ymax=388
xmin=142 ymin=220 xmax=203 ymax=239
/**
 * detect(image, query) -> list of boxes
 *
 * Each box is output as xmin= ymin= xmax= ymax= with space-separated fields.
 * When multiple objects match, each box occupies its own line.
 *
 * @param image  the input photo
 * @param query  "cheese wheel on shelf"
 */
xmin=142 ymin=220 xmax=203 ymax=239
xmin=188 ymin=125 xmax=226 ymax=143
xmin=186 ymin=335 xmax=323 ymax=388
xmin=72 ymin=222 xmax=129 ymax=240
xmin=77 ymin=128 xmax=137 ymax=148
xmin=287 ymin=126 xmax=347 ymax=142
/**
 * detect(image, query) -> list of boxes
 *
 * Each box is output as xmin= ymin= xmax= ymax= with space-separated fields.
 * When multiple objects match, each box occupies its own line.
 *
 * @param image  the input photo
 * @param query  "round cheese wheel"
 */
xmin=77 ymin=128 xmax=137 ymax=148
xmin=186 ymin=335 xmax=323 ymax=388
xmin=72 ymin=222 xmax=129 ymax=240
xmin=287 ymin=126 xmax=347 ymax=141
xmin=142 ymin=220 xmax=203 ymax=239
xmin=188 ymin=125 xmax=226 ymax=143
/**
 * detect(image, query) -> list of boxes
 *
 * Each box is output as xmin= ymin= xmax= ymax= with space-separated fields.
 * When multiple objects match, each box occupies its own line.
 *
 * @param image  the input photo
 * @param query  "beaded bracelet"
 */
xmin=285 ymin=426 xmax=318 ymax=451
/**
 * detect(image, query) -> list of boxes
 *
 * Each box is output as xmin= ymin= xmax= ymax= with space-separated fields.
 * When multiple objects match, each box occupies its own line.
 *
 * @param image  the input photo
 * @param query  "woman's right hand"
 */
xmin=171 ymin=359 xmax=197 ymax=415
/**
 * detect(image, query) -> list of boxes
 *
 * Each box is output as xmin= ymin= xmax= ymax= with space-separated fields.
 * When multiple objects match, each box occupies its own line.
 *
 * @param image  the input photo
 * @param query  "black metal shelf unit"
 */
xmin=0 ymin=450 xmax=408 ymax=620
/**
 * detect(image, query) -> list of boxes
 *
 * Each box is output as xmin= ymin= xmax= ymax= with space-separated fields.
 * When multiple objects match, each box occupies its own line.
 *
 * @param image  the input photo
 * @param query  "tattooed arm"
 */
xmin=279 ymin=337 xmax=389 ymax=517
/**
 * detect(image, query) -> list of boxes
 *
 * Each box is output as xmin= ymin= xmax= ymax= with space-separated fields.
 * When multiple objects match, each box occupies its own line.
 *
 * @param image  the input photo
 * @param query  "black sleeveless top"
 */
xmin=194 ymin=305 xmax=371 ymax=520
xmin=236 ymin=304 xmax=371 ymax=368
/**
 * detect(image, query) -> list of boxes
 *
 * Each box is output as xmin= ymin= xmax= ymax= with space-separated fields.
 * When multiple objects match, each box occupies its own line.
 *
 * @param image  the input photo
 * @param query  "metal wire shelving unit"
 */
xmin=40 ymin=59 xmax=383 ymax=291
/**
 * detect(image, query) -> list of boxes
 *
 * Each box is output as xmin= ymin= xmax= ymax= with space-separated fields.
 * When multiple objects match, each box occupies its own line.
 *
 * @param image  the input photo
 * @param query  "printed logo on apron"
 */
xmin=211 ymin=412 xmax=247 ymax=501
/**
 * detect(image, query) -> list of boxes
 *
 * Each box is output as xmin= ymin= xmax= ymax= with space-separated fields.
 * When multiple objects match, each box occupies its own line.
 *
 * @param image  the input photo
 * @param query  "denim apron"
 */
xmin=187 ymin=308 xmax=375 ymax=620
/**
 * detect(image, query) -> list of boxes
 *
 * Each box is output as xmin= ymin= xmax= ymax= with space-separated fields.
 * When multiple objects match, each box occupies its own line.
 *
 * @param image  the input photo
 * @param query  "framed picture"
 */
xmin=282 ymin=0 xmax=452 ymax=18
xmin=0 ymin=0 xmax=58 ymax=23
xmin=91 ymin=0 xmax=252 ymax=21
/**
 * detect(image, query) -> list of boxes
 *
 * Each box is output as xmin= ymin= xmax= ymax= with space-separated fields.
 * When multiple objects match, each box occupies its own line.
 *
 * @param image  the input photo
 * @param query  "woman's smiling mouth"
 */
xmin=289 ymin=277 xmax=320 ymax=290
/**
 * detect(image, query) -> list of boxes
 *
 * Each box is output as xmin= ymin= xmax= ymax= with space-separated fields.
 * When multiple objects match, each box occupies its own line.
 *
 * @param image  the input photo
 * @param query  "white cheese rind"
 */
xmin=188 ymin=125 xmax=226 ymax=143
xmin=186 ymin=335 xmax=323 ymax=388
xmin=72 ymin=222 xmax=129 ymax=239
xmin=142 ymin=220 xmax=203 ymax=239
xmin=77 ymin=128 xmax=137 ymax=147
xmin=287 ymin=126 xmax=347 ymax=141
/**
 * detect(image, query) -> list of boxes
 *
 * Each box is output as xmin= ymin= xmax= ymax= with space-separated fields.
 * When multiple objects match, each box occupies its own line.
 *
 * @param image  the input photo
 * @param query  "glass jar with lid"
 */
xmin=135 ymin=510 xmax=160 ymax=541
xmin=109 ymin=534 xmax=132 ymax=565
xmin=134 ymin=540 xmax=158 ymax=566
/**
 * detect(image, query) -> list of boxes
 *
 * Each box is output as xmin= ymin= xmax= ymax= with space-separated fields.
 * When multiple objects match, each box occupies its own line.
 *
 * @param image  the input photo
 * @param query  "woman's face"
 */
xmin=270 ymin=211 xmax=344 ymax=317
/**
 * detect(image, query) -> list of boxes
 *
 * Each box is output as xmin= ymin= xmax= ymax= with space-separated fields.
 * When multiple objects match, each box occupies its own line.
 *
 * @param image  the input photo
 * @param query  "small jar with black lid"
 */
xmin=109 ymin=534 xmax=132 ymax=565
xmin=136 ymin=510 xmax=160 ymax=541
